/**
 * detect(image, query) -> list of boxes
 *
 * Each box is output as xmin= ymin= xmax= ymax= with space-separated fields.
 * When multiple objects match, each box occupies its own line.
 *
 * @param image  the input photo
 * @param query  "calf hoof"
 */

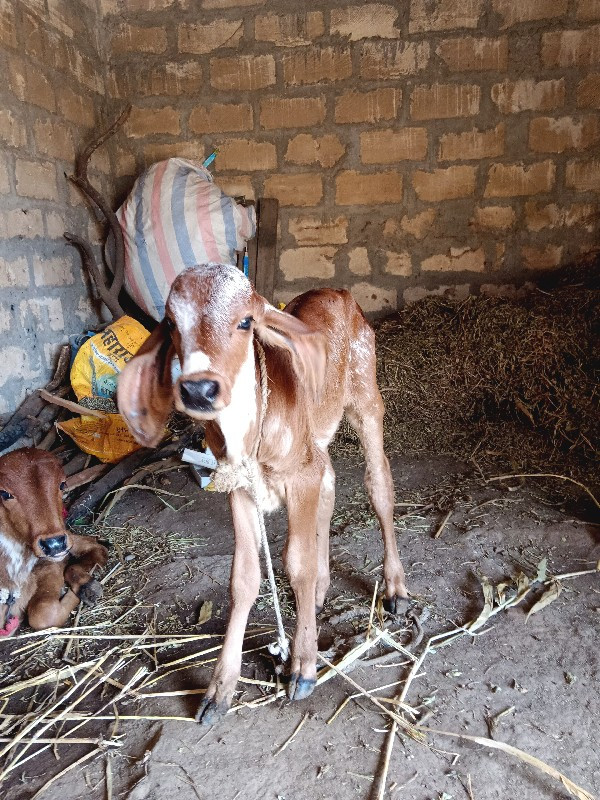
xmin=315 ymin=604 xmax=323 ymax=616
xmin=383 ymin=595 xmax=411 ymax=616
xmin=288 ymin=672 xmax=316 ymax=702
xmin=196 ymin=697 xmax=228 ymax=726
xmin=79 ymin=578 xmax=103 ymax=607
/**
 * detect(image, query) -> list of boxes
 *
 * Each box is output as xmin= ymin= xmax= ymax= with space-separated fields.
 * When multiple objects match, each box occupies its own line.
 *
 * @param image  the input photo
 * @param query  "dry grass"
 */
xmin=333 ymin=280 xmax=599 ymax=469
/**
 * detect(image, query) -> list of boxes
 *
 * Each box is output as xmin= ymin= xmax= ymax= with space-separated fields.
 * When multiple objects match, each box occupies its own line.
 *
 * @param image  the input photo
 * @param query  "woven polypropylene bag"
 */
xmin=118 ymin=158 xmax=256 ymax=320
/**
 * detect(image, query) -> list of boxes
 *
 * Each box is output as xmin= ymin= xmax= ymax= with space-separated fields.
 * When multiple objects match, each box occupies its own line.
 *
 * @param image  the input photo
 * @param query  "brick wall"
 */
xmin=1 ymin=0 xmax=599 ymax=417
xmin=104 ymin=0 xmax=600 ymax=314
xmin=0 ymin=0 xmax=111 ymax=418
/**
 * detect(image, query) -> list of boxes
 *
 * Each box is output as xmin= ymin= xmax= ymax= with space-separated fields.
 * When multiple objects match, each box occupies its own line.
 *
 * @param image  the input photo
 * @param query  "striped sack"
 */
xmin=118 ymin=158 xmax=256 ymax=320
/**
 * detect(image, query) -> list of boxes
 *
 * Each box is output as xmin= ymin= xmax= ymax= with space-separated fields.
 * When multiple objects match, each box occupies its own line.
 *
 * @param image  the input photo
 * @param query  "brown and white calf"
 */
xmin=0 ymin=448 xmax=108 ymax=635
xmin=117 ymin=263 xmax=408 ymax=724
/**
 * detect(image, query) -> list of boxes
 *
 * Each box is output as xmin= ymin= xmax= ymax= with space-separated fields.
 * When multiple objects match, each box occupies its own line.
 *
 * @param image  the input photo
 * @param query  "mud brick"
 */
xmin=492 ymin=0 xmax=568 ymax=28
xmin=439 ymin=124 xmax=505 ymax=161
xmin=285 ymin=134 xmax=345 ymax=169
xmin=260 ymin=97 xmax=325 ymax=129
xmin=283 ymin=47 xmax=352 ymax=86
xmin=335 ymin=171 xmax=403 ymax=205
xmin=485 ymin=160 xmax=555 ymax=197
xmin=280 ymin=246 xmax=335 ymax=280
xmin=254 ymin=12 xmax=324 ymax=46
xmin=215 ymin=138 xmax=276 ymax=171
xmin=542 ymin=25 xmax=600 ymax=67
xmin=263 ymin=173 xmax=323 ymax=206
xmin=211 ymin=54 xmax=275 ymax=90
xmin=335 ymin=88 xmax=402 ymax=124
xmin=529 ymin=116 xmax=600 ymax=153
xmin=360 ymin=41 xmax=430 ymax=79
xmin=178 ymin=19 xmax=243 ymax=54
xmin=411 ymin=83 xmax=480 ymax=120
xmin=330 ymin=4 xmax=400 ymax=40
xmin=190 ymin=103 xmax=253 ymax=134
xmin=413 ymin=165 xmax=476 ymax=201
xmin=409 ymin=0 xmax=483 ymax=33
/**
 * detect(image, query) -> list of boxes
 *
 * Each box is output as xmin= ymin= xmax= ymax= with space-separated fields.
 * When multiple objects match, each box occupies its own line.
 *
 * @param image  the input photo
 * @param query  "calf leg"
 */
xmin=284 ymin=474 xmax=321 ymax=701
xmin=27 ymin=562 xmax=81 ymax=630
xmin=64 ymin=534 xmax=108 ymax=605
xmin=64 ymin=534 xmax=109 ymax=606
xmin=346 ymin=397 xmax=408 ymax=612
xmin=197 ymin=487 xmax=261 ymax=725
xmin=0 ymin=573 xmax=36 ymax=636
xmin=315 ymin=456 xmax=335 ymax=613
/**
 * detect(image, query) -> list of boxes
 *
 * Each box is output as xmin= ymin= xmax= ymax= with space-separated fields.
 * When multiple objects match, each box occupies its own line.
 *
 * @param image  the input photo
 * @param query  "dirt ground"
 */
xmin=1 ymin=453 xmax=599 ymax=800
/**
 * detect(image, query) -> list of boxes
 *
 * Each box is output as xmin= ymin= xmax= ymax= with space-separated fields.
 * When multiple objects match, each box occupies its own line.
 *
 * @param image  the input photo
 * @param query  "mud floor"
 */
xmin=1 ymin=455 xmax=599 ymax=800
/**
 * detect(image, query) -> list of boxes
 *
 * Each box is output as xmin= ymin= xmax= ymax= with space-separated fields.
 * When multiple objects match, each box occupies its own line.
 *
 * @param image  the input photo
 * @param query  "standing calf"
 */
xmin=0 ymin=448 xmax=108 ymax=635
xmin=118 ymin=263 xmax=408 ymax=724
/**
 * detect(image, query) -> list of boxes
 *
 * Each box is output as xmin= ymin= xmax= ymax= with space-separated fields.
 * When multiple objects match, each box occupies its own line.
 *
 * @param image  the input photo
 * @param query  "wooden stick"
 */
xmin=46 ymin=345 xmax=71 ymax=392
xmin=418 ymin=726 xmax=595 ymax=800
xmin=61 ymin=605 xmax=83 ymax=664
xmin=316 ymin=654 xmax=422 ymax=740
xmin=366 ymin=580 xmax=378 ymax=642
xmin=66 ymin=105 xmax=131 ymax=320
xmin=39 ymin=389 xmax=106 ymax=419
xmin=487 ymin=472 xmax=600 ymax=510
xmin=0 ymin=346 xmax=70 ymax=452
xmin=0 ymin=737 xmax=121 ymax=746
xmin=433 ymin=509 xmax=452 ymax=539
xmin=274 ymin=712 xmax=309 ymax=755
xmin=66 ymin=448 xmax=151 ymax=523
xmin=64 ymin=464 xmax=110 ymax=491
xmin=0 ymin=713 xmax=195 ymax=723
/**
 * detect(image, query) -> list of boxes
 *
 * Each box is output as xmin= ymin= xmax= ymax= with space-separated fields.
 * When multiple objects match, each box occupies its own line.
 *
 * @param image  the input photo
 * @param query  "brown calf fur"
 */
xmin=117 ymin=263 xmax=408 ymax=725
xmin=0 ymin=448 xmax=108 ymax=636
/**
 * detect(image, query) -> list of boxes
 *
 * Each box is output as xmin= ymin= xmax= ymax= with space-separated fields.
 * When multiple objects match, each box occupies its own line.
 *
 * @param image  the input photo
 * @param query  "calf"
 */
xmin=0 ymin=448 xmax=108 ymax=636
xmin=117 ymin=263 xmax=408 ymax=724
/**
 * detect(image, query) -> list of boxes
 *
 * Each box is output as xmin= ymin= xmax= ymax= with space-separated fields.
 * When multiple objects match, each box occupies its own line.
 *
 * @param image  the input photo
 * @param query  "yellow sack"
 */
xmin=58 ymin=316 xmax=150 ymax=463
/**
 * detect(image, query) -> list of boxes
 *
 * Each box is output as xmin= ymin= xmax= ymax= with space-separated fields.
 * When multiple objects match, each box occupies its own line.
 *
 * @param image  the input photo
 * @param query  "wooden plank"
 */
xmin=254 ymin=197 xmax=279 ymax=303
xmin=246 ymin=231 xmax=258 ymax=286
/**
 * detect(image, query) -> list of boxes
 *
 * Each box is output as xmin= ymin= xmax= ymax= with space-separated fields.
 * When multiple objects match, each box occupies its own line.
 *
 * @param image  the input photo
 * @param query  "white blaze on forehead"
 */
xmin=168 ymin=264 xmax=253 ymax=337
xmin=182 ymin=350 xmax=211 ymax=375
xmin=168 ymin=294 xmax=198 ymax=337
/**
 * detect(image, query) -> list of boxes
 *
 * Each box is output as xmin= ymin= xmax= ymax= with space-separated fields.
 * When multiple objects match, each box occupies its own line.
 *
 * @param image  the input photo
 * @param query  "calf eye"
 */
xmin=237 ymin=316 xmax=253 ymax=330
xmin=165 ymin=317 xmax=175 ymax=331
xmin=0 ymin=490 xmax=14 ymax=501
xmin=60 ymin=481 xmax=67 ymax=491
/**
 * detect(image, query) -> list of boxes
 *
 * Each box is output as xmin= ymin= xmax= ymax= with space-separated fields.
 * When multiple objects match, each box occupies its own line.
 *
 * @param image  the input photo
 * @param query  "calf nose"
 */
xmin=180 ymin=379 xmax=220 ymax=410
xmin=39 ymin=535 xmax=67 ymax=558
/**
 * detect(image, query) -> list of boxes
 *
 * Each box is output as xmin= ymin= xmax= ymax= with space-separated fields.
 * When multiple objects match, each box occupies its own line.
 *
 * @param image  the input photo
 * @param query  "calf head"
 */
xmin=118 ymin=263 xmax=326 ymax=447
xmin=0 ymin=448 xmax=71 ymax=561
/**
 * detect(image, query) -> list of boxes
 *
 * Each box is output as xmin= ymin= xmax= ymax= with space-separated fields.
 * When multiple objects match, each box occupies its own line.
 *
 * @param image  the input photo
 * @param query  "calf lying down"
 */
xmin=0 ymin=448 xmax=108 ymax=636
xmin=118 ymin=263 xmax=409 ymax=724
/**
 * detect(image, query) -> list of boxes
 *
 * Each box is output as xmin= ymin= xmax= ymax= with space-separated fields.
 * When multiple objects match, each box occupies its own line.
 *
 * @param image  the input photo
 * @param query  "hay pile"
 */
xmin=337 ymin=277 xmax=599 ymax=467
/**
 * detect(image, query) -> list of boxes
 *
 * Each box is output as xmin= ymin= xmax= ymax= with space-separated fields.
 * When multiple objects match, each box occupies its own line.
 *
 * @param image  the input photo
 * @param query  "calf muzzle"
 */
xmin=38 ymin=535 xmax=68 ymax=559
xmin=180 ymin=379 xmax=220 ymax=411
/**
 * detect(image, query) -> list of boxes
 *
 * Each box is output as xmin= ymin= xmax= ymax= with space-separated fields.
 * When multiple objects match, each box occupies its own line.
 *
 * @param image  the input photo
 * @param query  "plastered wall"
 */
xmin=0 ymin=0 xmax=112 ymax=418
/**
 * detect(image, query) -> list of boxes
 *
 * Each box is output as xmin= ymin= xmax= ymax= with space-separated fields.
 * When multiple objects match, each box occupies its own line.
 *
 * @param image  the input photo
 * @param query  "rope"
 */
xmin=212 ymin=338 xmax=290 ymax=663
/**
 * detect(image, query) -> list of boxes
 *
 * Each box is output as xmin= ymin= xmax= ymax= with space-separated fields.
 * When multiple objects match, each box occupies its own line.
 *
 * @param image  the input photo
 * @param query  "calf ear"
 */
xmin=256 ymin=305 xmax=327 ymax=404
xmin=117 ymin=320 xmax=174 ymax=447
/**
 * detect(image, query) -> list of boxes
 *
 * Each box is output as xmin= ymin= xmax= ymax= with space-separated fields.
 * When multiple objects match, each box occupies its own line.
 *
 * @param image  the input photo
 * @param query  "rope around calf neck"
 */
xmin=211 ymin=338 xmax=290 ymax=663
